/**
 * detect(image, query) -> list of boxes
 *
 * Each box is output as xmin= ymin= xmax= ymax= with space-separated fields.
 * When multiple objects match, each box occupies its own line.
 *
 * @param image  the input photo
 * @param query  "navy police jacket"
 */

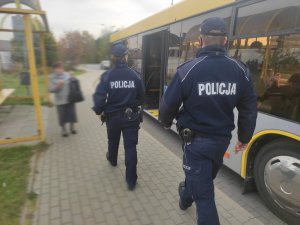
xmin=93 ymin=61 xmax=144 ymax=115
xmin=159 ymin=45 xmax=257 ymax=144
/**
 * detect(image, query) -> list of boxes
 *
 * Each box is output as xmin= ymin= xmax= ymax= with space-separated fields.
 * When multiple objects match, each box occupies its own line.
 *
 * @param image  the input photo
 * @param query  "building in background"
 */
xmin=12 ymin=15 xmax=24 ymax=41
xmin=0 ymin=40 xmax=12 ymax=71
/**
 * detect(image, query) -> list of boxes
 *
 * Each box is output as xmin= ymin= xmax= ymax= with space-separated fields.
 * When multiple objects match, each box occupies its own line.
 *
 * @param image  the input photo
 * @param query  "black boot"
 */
xmin=178 ymin=181 xmax=192 ymax=210
xmin=127 ymin=182 xmax=136 ymax=191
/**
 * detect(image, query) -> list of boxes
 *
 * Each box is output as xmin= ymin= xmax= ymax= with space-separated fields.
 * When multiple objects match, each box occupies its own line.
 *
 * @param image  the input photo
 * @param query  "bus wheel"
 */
xmin=254 ymin=140 xmax=300 ymax=225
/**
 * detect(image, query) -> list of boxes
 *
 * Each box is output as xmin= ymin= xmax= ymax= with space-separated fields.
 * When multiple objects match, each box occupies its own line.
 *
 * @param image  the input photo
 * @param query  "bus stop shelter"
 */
xmin=0 ymin=0 xmax=49 ymax=144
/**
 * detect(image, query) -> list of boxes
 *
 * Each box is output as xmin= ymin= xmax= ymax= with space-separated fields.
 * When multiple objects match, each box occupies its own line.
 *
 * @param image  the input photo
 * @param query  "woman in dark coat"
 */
xmin=49 ymin=63 xmax=77 ymax=137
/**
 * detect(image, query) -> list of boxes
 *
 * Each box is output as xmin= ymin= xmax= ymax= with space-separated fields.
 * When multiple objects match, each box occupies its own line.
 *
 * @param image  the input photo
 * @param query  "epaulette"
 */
xmin=177 ymin=59 xmax=194 ymax=69
xmin=129 ymin=67 xmax=142 ymax=79
xmin=101 ymin=69 xmax=114 ymax=82
xmin=224 ymin=56 xmax=251 ymax=81
xmin=177 ymin=56 xmax=208 ymax=82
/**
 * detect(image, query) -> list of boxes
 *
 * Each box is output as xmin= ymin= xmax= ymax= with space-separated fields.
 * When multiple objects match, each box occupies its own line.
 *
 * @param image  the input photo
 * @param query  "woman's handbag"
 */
xmin=68 ymin=78 xmax=84 ymax=103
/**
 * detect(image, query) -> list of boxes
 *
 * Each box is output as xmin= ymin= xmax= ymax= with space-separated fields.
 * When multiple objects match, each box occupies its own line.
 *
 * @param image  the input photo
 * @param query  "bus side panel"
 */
xmin=224 ymin=111 xmax=300 ymax=175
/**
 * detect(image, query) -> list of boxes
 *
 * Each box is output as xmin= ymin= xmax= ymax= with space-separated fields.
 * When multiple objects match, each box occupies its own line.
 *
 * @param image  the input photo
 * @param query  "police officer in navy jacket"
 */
xmin=93 ymin=43 xmax=144 ymax=190
xmin=159 ymin=18 xmax=257 ymax=225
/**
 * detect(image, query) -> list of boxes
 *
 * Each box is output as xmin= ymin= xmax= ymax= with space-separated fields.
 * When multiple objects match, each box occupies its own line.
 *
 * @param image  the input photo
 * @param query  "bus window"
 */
xmin=136 ymin=35 xmax=143 ymax=73
xmin=235 ymin=0 xmax=300 ymax=37
xmin=181 ymin=16 xmax=202 ymax=62
xmin=229 ymin=34 xmax=300 ymax=123
xmin=181 ymin=7 xmax=232 ymax=63
xmin=228 ymin=37 xmax=266 ymax=95
xmin=126 ymin=36 xmax=139 ymax=70
xmin=167 ymin=22 xmax=181 ymax=85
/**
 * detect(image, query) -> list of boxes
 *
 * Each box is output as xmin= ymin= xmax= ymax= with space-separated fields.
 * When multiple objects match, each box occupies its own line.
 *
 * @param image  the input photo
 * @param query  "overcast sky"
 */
xmin=41 ymin=0 xmax=183 ymax=38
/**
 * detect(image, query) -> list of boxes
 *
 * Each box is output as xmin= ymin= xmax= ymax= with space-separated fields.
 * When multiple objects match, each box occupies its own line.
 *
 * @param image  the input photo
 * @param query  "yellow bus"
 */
xmin=110 ymin=0 xmax=300 ymax=223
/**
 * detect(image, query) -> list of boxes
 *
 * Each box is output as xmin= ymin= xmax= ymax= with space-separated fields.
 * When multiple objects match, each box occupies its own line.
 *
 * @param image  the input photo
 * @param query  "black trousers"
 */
xmin=106 ymin=113 xmax=140 ymax=185
xmin=180 ymin=136 xmax=230 ymax=225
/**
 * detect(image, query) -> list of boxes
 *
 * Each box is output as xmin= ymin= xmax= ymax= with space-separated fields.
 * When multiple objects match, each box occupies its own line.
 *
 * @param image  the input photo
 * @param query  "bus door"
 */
xmin=142 ymin=30 xmax=168 ymax=116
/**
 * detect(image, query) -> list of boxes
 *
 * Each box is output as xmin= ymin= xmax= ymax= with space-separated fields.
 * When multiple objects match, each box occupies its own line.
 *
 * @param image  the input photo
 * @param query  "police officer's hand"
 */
xmin=99 ymin=113 xmax=107 ymax=124
xmin=234 ymin=141 xmax=248 ymax=154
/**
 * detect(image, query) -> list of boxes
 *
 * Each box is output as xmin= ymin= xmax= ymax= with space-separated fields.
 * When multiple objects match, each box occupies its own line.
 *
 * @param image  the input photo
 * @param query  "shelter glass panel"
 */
xmin=0 ymin=0 xmax=40 ymax=9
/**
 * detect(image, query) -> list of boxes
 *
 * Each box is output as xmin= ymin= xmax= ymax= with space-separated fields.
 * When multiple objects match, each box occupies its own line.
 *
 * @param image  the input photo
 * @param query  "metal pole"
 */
xmin=23 ymin=15 xmax=45 ymax=141
xmin=15 ymin=0 xmax=21 ymax=9
xmin=39 ymin=33 xmax=50 ymax=102
xmin=36 ymin=0 xmax=42 ymax=10
xmin=171 ymin=0 xmax=174 ymax=5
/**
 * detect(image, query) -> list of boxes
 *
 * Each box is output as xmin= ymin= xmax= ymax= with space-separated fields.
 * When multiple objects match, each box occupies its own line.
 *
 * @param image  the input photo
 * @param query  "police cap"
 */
xmin=111 ymin=42 xmax=128 ymax=57
xmin=199 ymin=17 xmax=228 ymax=36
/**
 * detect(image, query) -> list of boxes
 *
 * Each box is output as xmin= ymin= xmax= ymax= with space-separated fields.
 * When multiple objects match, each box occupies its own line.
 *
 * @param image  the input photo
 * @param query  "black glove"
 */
xmin=100 ymin=114 xmax=107 ymax=124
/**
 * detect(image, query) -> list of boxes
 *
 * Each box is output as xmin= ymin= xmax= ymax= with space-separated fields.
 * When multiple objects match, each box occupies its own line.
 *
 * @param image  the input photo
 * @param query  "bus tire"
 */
xmin=254 ymin=139 xmax=300 ymax=225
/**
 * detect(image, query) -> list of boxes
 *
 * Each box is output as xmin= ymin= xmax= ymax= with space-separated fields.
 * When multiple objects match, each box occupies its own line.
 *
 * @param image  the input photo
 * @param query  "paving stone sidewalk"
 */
xmin=32 ymin=68 xmax=279 ymax=225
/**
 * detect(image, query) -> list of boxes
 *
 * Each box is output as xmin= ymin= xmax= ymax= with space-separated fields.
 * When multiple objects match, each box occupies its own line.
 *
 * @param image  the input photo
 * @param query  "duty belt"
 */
xmin=106 ymin=108 xmax=140 ymax=119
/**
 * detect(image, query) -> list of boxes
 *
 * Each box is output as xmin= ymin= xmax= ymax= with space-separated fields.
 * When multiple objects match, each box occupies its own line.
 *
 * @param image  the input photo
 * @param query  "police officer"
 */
xmin=93 ymin=43 xmax=144 ymax=190
xmin=159 ymin=17 xmax=257 ymax=225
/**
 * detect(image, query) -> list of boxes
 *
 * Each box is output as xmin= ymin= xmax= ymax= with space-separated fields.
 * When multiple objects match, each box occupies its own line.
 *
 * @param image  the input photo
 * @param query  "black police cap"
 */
xmin=199 ymin=17 xmax=228 ymax=36
xmin=111 ymin=42 xmax=128 ymax=57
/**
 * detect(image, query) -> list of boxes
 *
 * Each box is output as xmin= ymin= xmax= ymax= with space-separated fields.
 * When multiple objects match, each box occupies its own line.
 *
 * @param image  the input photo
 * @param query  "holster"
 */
xmin=124 ymin=107 xmax=143 ymax=122
xmin=124 ymin=108 xmax=134 ymax=120
xmin=177 ymin=124 xmax=195 ymax=145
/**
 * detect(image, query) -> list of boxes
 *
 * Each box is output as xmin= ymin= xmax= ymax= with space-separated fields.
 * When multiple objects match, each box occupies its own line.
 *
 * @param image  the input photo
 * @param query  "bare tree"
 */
xmin=58 ymin=31 xmax=97 ymax=67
